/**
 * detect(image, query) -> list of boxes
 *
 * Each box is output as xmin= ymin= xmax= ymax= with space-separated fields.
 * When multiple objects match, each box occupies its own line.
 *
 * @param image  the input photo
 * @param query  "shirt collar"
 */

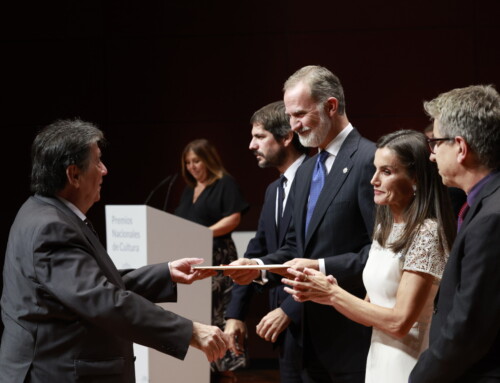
xmin=467 ymin=170 xmax=499 ymax=207
xmin=283 ymin=154 xmax=307 ymax=185
xmin=322 ymin=123 xmax=353 ymax=157
xmin=57 ymin=196 xmax=86 ymax=221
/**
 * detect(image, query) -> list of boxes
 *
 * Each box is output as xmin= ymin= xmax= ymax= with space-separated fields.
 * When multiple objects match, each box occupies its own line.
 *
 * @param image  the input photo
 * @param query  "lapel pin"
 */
xmin=343 ymin=167 xmax=348 ymax=174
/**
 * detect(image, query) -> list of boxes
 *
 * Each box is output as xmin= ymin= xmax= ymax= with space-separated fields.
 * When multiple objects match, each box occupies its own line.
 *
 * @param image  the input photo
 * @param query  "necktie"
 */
xmin=457 ymin=201 xmax=470 ymax=232
xmin=277 ymin=175 xmax=287 ymax=233
xmin=84 ymin=218 xmax=99 ymax=238
xmin=305 ymin=151 xmax=329 ymax=234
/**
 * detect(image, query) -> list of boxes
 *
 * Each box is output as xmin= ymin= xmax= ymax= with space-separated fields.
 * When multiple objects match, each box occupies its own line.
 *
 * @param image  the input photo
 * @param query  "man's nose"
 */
xmin=290 ymin=117 xmax=301 ymax=132
xmin=249 ymin=138 xmax=257 ymax=150
xmin=101 ymin=162 xmax=108 ymax=175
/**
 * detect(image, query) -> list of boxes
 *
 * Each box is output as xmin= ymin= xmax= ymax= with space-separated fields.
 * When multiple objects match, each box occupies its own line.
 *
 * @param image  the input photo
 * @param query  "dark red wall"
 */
xmin=2 ymin=0 xmax=500 ymax=360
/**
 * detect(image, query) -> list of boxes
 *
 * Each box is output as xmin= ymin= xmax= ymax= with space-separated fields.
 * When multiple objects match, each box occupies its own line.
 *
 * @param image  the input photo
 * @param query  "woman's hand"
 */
xmin=282 ymin=267 xmax=338 ymax=306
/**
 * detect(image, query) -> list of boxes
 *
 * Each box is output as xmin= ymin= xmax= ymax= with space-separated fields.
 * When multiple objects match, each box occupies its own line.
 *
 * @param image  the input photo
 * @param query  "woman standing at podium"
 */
xmin=175 ymin=138 xmax=249 ymax=379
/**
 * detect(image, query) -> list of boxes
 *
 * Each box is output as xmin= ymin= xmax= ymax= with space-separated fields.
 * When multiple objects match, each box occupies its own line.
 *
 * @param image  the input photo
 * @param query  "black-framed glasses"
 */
xmin=427 ymin=137 xmax=454 ymax=154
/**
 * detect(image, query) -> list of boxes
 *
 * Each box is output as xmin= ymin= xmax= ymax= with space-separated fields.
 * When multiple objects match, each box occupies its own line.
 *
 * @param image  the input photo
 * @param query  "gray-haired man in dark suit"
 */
xmin=410 ymin=85 xmax=500 ymax=382
xmin=226 ymin=66 xmax=376 ymax=382
xmin=0 ymin=119 xmax=228 ymax=382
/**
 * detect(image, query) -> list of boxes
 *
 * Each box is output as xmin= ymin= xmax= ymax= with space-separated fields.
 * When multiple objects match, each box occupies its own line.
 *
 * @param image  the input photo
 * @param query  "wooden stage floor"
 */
xmin=212 ymin=368 xmax=280 ymax=383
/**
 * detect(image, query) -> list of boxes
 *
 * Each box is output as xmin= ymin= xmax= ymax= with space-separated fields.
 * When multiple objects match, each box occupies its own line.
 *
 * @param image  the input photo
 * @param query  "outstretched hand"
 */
xmin=191 ymin=322 xmax=230 ymax=362
xmin=169 ymin=258 xmax=216 ymax=284
xmin=284 ymin=258 xmax=319 ymax=271
xmin=268 ymin=258 xmax=321 ymax=278
xmin=282 ymin=267 xmax=337 ymax=305
xmin=223 ymin=258 xmax=260 ymax=285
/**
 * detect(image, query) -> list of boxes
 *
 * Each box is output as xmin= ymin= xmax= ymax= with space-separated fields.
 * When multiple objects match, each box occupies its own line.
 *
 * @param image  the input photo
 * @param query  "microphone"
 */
xmin=162 ymin=173 xmax=178 ymax=211
xmin=144 ymin=175 xmax=173 ymax=206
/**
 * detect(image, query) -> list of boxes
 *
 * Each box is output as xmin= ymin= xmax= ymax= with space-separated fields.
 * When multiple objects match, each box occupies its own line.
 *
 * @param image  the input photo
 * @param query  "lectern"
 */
xmin=105 ymin=205 xmax=212 ymax=383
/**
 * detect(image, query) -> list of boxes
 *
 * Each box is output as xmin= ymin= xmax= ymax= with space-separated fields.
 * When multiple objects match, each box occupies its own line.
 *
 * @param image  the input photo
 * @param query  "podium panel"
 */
xmin=232 ymin=231 xmax=256 ymax=259
xmin=105 ymin=205 xmax=212 ymax=383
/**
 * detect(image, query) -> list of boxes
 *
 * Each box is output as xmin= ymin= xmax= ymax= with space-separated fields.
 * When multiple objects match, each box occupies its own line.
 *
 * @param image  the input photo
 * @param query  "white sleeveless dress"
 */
xmin=362 ymin=219 xmax=447 ymax=383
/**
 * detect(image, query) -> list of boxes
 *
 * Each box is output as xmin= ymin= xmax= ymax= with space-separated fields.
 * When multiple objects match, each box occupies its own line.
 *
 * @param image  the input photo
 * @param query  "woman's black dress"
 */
xmin=175 ymin=174 xmax=249 ymax=372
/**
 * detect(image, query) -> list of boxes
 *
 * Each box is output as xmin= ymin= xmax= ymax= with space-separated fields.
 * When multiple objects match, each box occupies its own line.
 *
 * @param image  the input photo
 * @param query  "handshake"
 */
xmin=169 ymin=258 xmax=231 ymax=362
xmin=173 ymin=256 xmax=323 ymax=362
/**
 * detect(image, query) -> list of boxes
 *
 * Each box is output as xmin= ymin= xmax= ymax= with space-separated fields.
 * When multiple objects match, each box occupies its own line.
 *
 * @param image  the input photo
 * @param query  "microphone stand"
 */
xmin=144 ymin=175 xmax=173 ymax=206
xmin=163 ymin=173 xmax=178 ymax=212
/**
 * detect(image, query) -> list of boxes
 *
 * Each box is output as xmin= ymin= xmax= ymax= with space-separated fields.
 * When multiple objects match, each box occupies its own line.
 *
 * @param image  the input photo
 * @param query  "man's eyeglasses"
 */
xmin=427 ymin=137 xmax=454 ymax=154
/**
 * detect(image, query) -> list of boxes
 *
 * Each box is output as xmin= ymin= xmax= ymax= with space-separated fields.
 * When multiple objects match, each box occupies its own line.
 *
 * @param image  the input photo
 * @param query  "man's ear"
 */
xmin=281 ymin=130 xmax=295 ymax=148
xmin=66 ymin=164 xmax=81 ymax=187
xmin=455 ymin=136 xmax=468 ymax=164
xmin=325 ymin=97 xmax=339 ymax=117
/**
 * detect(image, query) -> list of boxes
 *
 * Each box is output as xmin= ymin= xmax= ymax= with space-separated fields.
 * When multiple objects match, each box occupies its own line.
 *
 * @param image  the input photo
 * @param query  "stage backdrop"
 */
xmin=2 ymin=0 xmax=499 ymax=360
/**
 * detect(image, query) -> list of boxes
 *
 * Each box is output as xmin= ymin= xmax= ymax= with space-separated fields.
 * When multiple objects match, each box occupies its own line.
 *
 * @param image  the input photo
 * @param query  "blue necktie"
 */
xmin=305 ymin=151 xmax=329 ymax=234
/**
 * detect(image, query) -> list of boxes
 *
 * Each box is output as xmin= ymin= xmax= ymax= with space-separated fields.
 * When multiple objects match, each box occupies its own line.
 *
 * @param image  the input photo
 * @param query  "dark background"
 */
xmin=1 ymin=0 xmax=499 ymax=364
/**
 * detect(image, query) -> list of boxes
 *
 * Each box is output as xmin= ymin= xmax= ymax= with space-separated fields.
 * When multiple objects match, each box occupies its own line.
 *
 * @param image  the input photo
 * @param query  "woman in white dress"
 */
xmin=282 ymin=130 xmax=457 ymax=382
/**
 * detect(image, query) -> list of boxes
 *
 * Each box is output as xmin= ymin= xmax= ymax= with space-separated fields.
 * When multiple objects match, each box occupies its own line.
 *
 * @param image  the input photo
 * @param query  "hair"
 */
xmin=424 ymin=84 xmax=500 ymax=170
xmin=250 ymin=100 xmax=308 ymax=154
xmin=373 ymin=130 xmax=456 ymax=255
xmin=30 ymin=118 xmax=106 ymax=196
xmin=181 ymin=138 xmax=226 ymax=187
xmin=283 ymin=65 xmax=346 ymax=115
xmin=423 ymin=123 xmax=434 ymax=136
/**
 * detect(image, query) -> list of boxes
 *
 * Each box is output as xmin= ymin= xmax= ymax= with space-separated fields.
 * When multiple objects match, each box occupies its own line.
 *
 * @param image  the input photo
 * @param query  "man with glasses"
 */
xmin=410 ymin=85 xmax=500 ymax=382
xmin=424 ymin=134 xmax=466 ymax=217
xmin=427 ymin=136 xmax=455 ymax=152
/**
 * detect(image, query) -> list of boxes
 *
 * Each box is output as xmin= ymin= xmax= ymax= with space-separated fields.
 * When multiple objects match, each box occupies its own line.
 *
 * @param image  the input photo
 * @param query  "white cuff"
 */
xmin=318 ymin=259 xmax=326 ymax=275
xmin=252 ymin=258 xmax=268 ymax=285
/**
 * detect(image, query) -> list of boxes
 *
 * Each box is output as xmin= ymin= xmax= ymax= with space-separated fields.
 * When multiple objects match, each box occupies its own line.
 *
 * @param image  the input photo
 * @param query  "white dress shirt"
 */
xmin=254 ymin=123 xmax=354 ymax=279
xmin=253 ymin=154 xmax=306 ymax=282
xmin=317 ymin=123 xmax=353 ymax=274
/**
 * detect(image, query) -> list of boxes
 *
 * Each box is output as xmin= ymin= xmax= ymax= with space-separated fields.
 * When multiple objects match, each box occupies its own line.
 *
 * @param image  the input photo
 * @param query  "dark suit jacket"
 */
xmin=260 ymin=128 xmax=376 ymax=374
xmin=226 ymin=158 xmax=306 ymax=327
xmin=0 ymin=195 xmax=193 ymax=383
xmin=410 ymin=172 xmax=500 ymax=382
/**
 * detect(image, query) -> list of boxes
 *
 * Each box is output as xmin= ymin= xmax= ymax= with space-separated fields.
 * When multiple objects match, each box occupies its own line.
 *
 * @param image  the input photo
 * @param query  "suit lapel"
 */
xmin=34 ymin=195 xmax=126 ymax=288
xmin=278 ymin=156 xmax=308 ymax=246
xmin=264 ymin=179 xmax=280 ymax=251
xmin=304 ymin=130 xmax=360 ymax=247
xmin=437 ymin=173 xmax=500 ymax=307
xmin=265 ymin=178 xmax=293 ymax=248
xmin=459 ymin=172 xmax=500 ymax=233
xmin=295 ymin=158 xmax=315 ymax=244
xmin=279 ymin=199 xmax=293 ymax=246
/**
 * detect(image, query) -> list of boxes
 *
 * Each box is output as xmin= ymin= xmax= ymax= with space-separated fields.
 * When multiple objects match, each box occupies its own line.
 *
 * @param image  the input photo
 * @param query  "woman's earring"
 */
xmin=412 ymin=184 xmax=417 ymax=196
